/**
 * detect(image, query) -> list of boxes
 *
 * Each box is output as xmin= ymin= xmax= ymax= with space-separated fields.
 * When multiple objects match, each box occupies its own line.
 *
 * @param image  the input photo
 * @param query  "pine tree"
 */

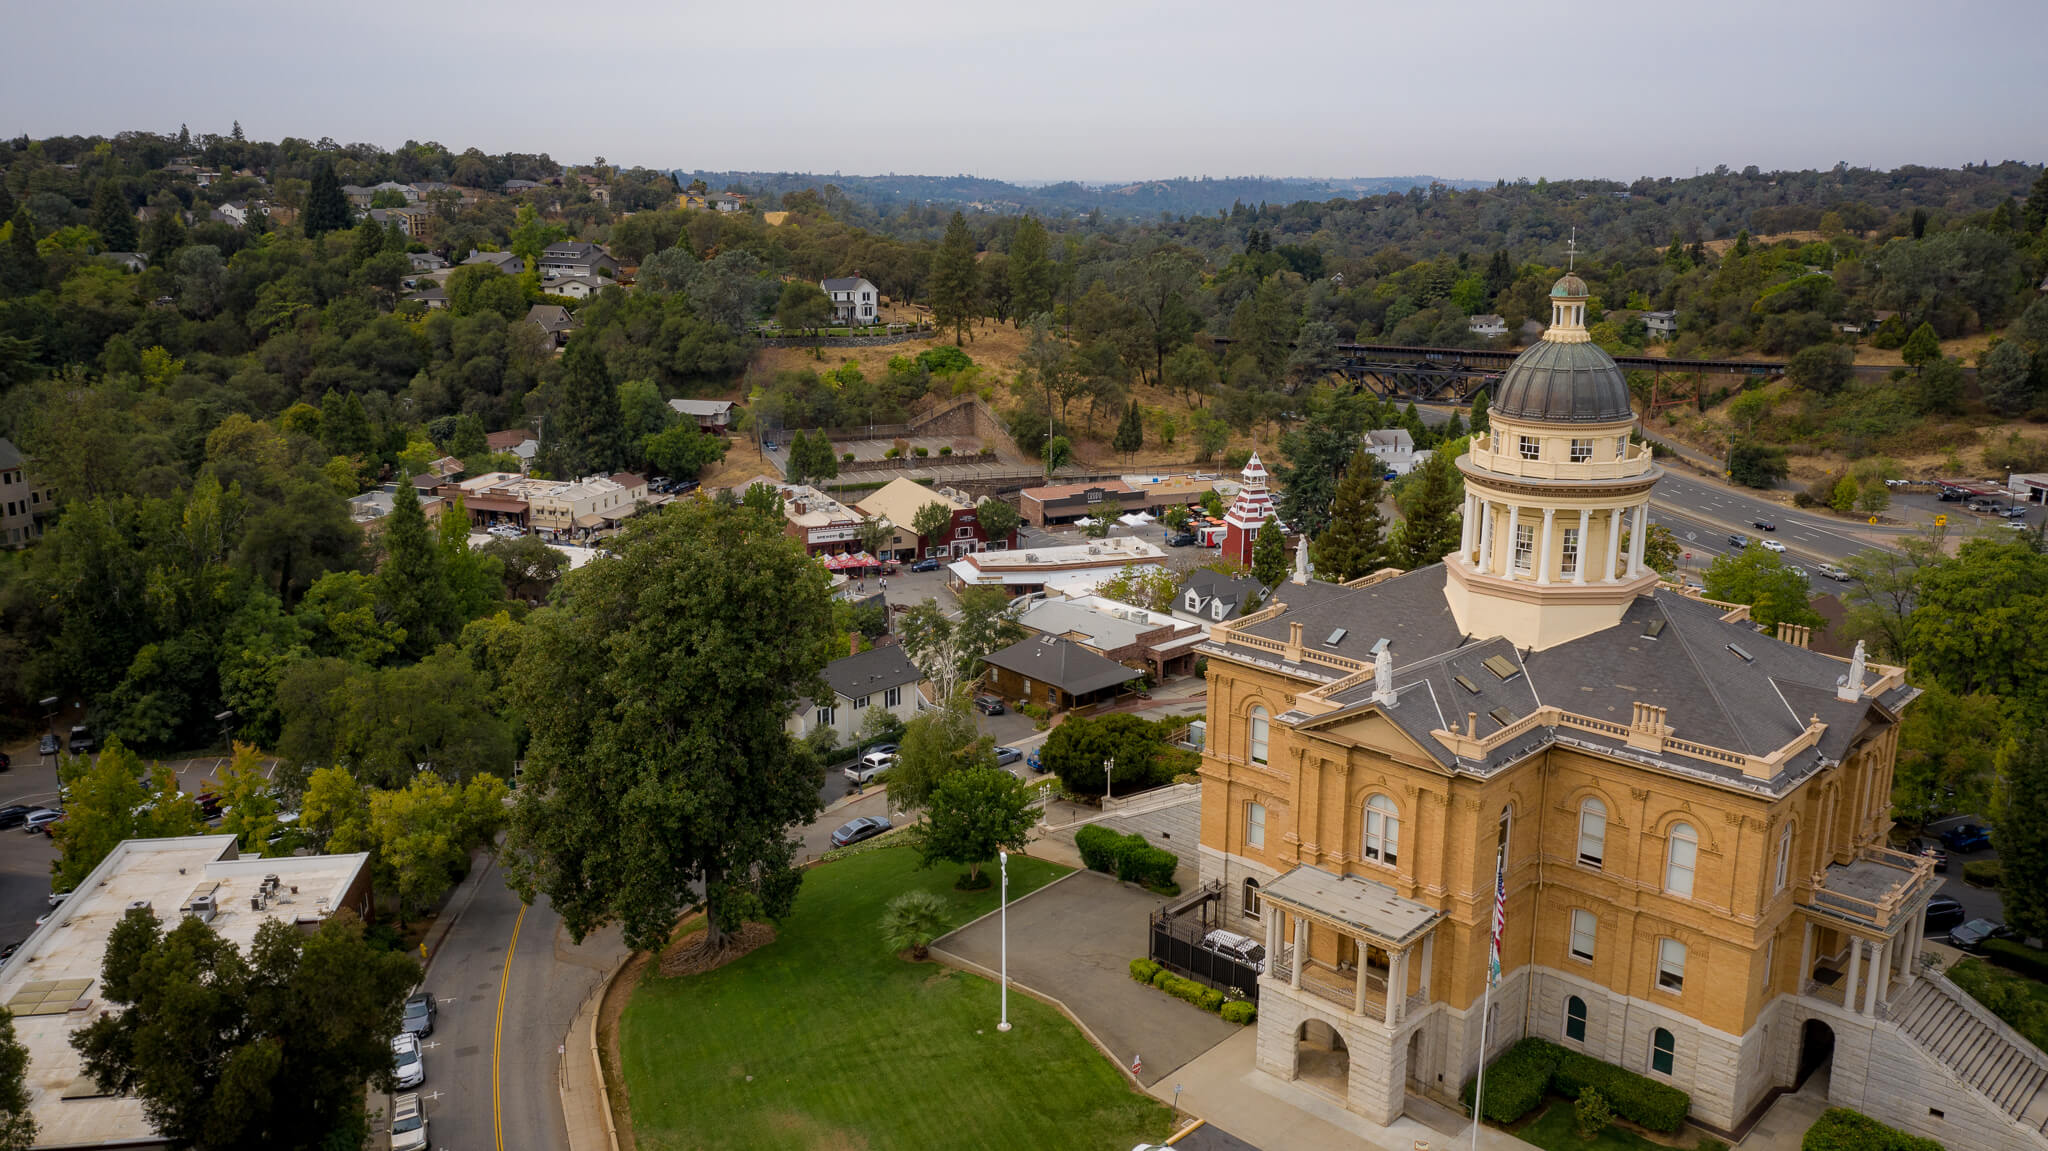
xmin=785 ymin=429 xmax=812 ymax=483
xmin=1442 ymin=410 xmax=1467 ymax=441
xmin=350 ymin=217 xmax=384 ymax=266
xmin=929 ymin=211 xmax=979 ymax=346
xmin=1469 ymin=390 xmax=1490 ymax=435
xmin=809 ymin=431 xmax=838 ymax=481
xmin=91 ymin=180 xmax=138 ymax=252
xmin=176 ymin=123 xmax=191 ymax=151
xmin=320 ymin=389 xmax=374 ymax=457
xmin=377 ymin=483 xmax=447 ymax=659
xmin=1395 ymin=449 xmax=1463 ymax=569
xmin=1007 ymin=215 xmax=1054 ymax=324
xmin=1999 ymin=731 xmax=2048 ymax=941
xmin=1112 ymin=400 xmax=1143 ymax=458
xmin=5 ymin=207 xmax=42 ymax=293
xmin=547 ymin=342 xmax=626 ymax=477
xmin=303 ymin=161 xmax=351 ymax=238
xmin=1251 ymin=521 xmax=1288 ymax=586
xmin=1901 ymin=322 xmax=1942 ymax=369
xmin=2026 ymin=168 xmax=2048 ymax=236
xmin=1312 ymin=450 xmax=1388 ymax=582
xmin=0 ymin=183 xmax=14 ymax=226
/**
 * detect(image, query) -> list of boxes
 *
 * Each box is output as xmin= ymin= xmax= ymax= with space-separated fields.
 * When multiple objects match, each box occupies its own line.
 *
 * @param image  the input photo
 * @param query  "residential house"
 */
xmin=486 ymin=428 xmax=540 ymax=470
xmin=214 ymin=200 xmax=264 ymax=227
xmin=526 ymin=304 xmax=579 ymax=348
xmin=1643 ymin=309 xmax=1679 ymax=339
xmin=668 ymin=398 xmax=736 ymax=434
xmin=406 ymin=285 xmax=449 ymax=310
xmin=340 ymin=184 xmax=375 ymax=208
xmin=821 ymin=276 xmax=880 ymax=325
xmin=1175 ymin=571 xmax=1262 ymax=626
xmin=786 ymin=645 xmax=924 ymax=743
xmin=502 ymin=178 xmax=544 ymax=192
xmin=537 ymin=241 xmax=619 ymax=282
xmin=980 ymin=634 xmax=1144 ymax=712
xmin=1018 ymin=480 xmax=1141 ymax=526
xmin=855 ymin=476 xmax=1016 ymax=561
xmin=0 ymin=438 xmax=53 ymax=549
xmin=1365 ymin=428 xmax=1431 ymax=476
xmin=367 ymin=206 xmax=431 ymax=238
xmin=1468 ymin=313 xmax=1508 ymax=338
xmin=100 ymin=251 xmax=148 ymax=273
xmin=1015 ymin=597 xmax=1205 ymax=680
xmin=945 ymin=537 xmax=1167 ymax=598
xmin=407 ymin=252 xmax=449 ymax=273
xmin=462 ymin=250 xmax=524 ymax=275
xmin=544 ymin=275 xmax=610 ymax=300
xmin=679 ymin=190 xmax=749 ymax=213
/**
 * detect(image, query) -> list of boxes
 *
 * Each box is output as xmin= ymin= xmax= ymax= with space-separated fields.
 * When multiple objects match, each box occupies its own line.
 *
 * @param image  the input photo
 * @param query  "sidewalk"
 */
xmin=561 ymin=950 xmax=631 ymax=1151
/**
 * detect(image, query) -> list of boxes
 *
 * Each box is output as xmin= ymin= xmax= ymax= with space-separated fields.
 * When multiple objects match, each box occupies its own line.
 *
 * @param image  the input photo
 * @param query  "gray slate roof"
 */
xmin=1179 ymin=572 xmax=1262 ymax=622
xmin=983 ymin=635 xmax=1142 ymax=696
xmin=1492 ymin=338 xmax=1633 ymax=423
xmin=821 ymin=277 xmax=872 ymax=292
xmin=822 ymin=646 xmax=920 ymax=701
xmin=540 ymin=241 xmax=610 ymax=262
xmin=0 ymin=438 xmax=23 ymax=470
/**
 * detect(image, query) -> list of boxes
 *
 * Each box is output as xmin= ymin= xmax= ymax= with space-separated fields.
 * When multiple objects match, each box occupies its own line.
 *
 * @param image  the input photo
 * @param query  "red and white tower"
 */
xmin=1221 ymin=453 xmax=1274 ymax=569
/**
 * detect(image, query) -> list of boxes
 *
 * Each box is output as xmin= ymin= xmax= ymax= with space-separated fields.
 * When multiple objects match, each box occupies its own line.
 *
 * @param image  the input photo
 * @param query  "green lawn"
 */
xmin=1949 ymin=957 xmax=2048 ymax=1052
xmin=1516 ymin=1102 xmax=1678 ymax=1151
xmin=619 ymin=847 xmax=1175 ymax=1151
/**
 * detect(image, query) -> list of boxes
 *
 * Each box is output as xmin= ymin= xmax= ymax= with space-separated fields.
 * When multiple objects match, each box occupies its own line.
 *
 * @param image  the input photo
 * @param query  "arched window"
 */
xmin=1249 ymin=706 xmax=1269 ymax=765
xmin=1363 ymin=794 xmax=1400 ymax=866
xmin=1774 ymin=822 xmax=1794 ymax=894
xmin=1577 ymin=797 xmax=1607 ymax=868
xmin=1650 ymin=1027 xmax=1676 ymax=1075
xmin=1242 ymin=877 xmax=1262 ymax=919
xmin=1665 ymin=822 xmax=1697 ymax=897
xmin=1245 ymin=802 xmax=1267 ymax=849
xmin=1565 ymin=995 xmax=1588 ymax=1043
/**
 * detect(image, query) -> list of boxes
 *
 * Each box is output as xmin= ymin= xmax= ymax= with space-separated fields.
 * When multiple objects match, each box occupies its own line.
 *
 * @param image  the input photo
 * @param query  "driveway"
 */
xmin=934 ymin=868 xmax=1237 ymax=1087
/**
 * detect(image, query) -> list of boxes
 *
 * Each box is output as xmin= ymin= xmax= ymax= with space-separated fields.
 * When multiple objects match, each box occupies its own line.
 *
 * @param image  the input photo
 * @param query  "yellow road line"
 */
xmin=493 ymin=901 xmax=527 ymax=1151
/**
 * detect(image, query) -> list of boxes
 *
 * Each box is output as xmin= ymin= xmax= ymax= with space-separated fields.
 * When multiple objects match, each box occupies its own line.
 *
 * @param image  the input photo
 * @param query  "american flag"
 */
xmin=1488 ymin=855 xmax=1507 ymax=986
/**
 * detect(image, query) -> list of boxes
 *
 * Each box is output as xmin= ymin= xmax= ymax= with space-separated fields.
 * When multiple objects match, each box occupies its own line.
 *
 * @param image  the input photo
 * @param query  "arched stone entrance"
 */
xmin=1406 ymin=1027 xmax=1429 ymax=1093
xmin=1797 ymin=1018 xmax=1836 ymax=1089
xmin=1295 ymin=1017 xmax=1350 ymax=1099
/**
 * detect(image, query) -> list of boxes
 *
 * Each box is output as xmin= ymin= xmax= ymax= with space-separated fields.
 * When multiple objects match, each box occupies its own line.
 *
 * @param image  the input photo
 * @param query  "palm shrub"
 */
xmin=879 ymin=889 xmax=949 ymax=960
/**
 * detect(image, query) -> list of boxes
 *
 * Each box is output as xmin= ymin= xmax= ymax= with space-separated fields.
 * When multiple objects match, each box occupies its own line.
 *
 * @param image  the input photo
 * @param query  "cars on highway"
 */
xmin=391 ymin=1033 xmax=425 ymax=1089
xmin=0 ymin=806 xmax=31 ymax=830
xmin=910 ymin=557 xmax=942 ymax=573
xmin=23 ymin=809 xmax=63 ymax=834
xmin=1816 ymin=563 xmax=1851 ymax=581
xmin=38 ymin=734 xmax=57 ymax=757
xmin=1727 ymin=534 xmax=1748 ymax=549
xmin=1752 ymin=519 xmax=1776 ymax=531
xmin=1923 ymin=895 xmax=1968 ymax=935
xmin=1940 ymin=823 xmax=1993 ymax=852
xmin=830 ymin=816 xmax=893 ymax=847
xmin=1759 ymin=539 xmax=1787 ymax=553
xmin=993 ymin=746 xmax=1023 ymax=766
xmin=1199 ymin=929 xmax=1267 ymax=973
xmin=974 ymin=695 xmax=1006 ymax=716
xmin=401 ymin=990 xmax=437 ymax=1037
xmin=390 ymin=1092 xmax=429 ymax=1151
xmin=1948 ymin=918 xmax=2013 ymax=953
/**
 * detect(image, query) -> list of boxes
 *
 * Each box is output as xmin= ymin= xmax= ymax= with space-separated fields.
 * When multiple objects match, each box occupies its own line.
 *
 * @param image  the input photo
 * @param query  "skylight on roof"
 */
xmin=1325 ymin=628 xmax=1348 ymax=646
xmin=1370 ymin=637 xmax=1390 ymax=655
xmin=1488 ymin=706 xmax=1518 ymax=727
xmin=1483 ymin=654 xmax=1521 ymax=682
xmin=1727 ymin=643 xmax=1754 ymax=662
xmin=1455 ymin=674 xmax=1480 ymax=694
xmin=1642 ymin=620 xmax=1666 ymax=639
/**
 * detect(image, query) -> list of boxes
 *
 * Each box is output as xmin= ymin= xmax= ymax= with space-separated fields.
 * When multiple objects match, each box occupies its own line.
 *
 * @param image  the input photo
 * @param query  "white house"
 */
xmin=215 ymin=200 xmax=265 ymax=227
xmin=1468 ymin=313 xmax=1508 ymax=338
xmin=821 ymin=276 xmax=880 ymax=326
xmin=537 ymin=242 xmax=619 ymax=282
xmin=1643 ymin=310 xmax=1679 ymax=339
xmin=545 ymin=275 xmax=611 ymax=300
xmin=787 ymin=645 xmax=923 ymax=743
xmin=1365 ymin=428 xmax=1434 ymax=476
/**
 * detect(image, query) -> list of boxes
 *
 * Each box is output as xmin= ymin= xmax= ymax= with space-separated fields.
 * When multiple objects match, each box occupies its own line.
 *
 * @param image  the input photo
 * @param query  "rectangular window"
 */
xmin=1250 ymin=711 xmax=1270 ymax=765
xmin=1519 ymin=435 xmax=1540 ymax=461
xmin=884 ymin=686 xmax=901 ymax=708
xmin=853 ymin=695 xmax=869 ymax=710
xmin=1657 ymin=938 xmax=1686 ymax=993
xmin=1570 ymin=438 xmax=1593 ymax=462
xmin=1763 ymin=936 xmax=1776 ymax=993
xmin=1614 ymin=436 xmax=1628 ymax=461
xmin=1246 ymin=802 xmax=1267 ymax=849
xmin=1570 ymin=909 xmax=1597 ymax=962
xmin=956 ymin=527 xmax=973 ymax=538
xmin=1775 ymin=824 xmax=1793 ymax=894
xmin=1513 ymin=524 xmax=1535 ymax=573
xmin=1560 ymin=527 xmax=1580 ymax=576
xmin=816 ymin=706 xmax=835 ymax=728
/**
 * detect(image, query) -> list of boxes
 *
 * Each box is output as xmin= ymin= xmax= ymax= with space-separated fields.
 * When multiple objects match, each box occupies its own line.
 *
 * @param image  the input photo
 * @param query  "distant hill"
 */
xmin=671 ymin=171 xmax=1491 ymax=221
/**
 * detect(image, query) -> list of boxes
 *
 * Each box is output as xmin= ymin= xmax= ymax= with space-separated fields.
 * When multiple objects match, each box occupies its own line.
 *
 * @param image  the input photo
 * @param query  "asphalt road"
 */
xmin=0 ymin=745 xmax=64 ymax=954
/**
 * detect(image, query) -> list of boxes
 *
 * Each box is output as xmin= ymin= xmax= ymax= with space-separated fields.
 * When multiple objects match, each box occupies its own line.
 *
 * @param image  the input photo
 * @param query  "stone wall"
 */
xmin=1814 ymin=997 xmax=2048 ymax=1151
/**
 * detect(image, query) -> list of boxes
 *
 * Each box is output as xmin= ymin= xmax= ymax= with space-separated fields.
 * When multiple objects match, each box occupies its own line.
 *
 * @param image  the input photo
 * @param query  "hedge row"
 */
xmin=1963 ymin=859 xmax=2003 ymax=888
xmin=1984 ymin=938 xmax=2048 ymax=982
xmin=1128 ymin=958 xmax=1255 ymax=1024
xmin=1458 ymin=1038 xmax=1690 ymax=1133
xmin=1077 ymin=825 xmax=1178 ymax=889
xmin=1802 ymin=1107 xmax=1944 ymax=1151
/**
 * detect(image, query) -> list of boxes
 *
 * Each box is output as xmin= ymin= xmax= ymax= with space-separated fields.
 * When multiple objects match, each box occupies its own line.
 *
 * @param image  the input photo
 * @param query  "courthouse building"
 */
xmin=1191 ymin=273 xmax=2041 ymax=1149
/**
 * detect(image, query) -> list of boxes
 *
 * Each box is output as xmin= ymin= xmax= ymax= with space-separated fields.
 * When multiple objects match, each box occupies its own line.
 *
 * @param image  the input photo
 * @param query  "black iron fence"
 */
xmin=1149 ymin=883 xmax=1261 ymax=1003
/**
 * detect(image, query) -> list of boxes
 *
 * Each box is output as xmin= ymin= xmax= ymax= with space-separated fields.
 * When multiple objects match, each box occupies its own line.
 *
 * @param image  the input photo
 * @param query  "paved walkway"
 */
xmin=1154 ymin=1029 xmax=1542 ymax=1151
xmin=1733 ymin=1072 xmax=1830 ymax=1150
xmin=935 ymin=869 xmax=1238 ymax=1087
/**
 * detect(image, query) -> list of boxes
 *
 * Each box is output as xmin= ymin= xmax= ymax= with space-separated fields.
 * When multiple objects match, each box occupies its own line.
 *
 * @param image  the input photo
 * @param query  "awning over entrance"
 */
xmin=1260 ymin=865 xmax=1443 ymax=948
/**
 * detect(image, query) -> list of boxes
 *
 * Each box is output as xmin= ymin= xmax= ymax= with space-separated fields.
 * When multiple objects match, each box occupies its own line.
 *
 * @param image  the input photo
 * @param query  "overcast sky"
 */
xmin=6 ymin=0 xmax=2041 ymax=183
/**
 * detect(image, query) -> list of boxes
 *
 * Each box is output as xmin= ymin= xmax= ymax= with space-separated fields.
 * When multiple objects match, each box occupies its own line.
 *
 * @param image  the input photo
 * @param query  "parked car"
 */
xmin=910 ymin=557 xmax=942 ymax=573
xmin=46 ymin=889 xmax=69 ymax=908
xmin=0 ymin=751 xmax=8 ymax=772
xmin=38 ymin=734 xmax=58 ymax=757
xmin=401 ymin=990 xmax=437 ymax=1037
xmin=1759 ymin=539 xmax=1787 ymax=553
xmin=1027 ymin=750 xmax=1048 ymax=773
xmin=974 ymin=695 xmax=1006 ymax=716
xmin=830 ymin=816 xmax=893 ymax=847
xmin=1166 ymin=532 xmax=1196 ymax=547
xmin=843 ymin=757 xmax=893 ymax=785
xmin=1937 ymin=489 xmax=1964 ymax=501
xmin=1816 ymin=563 xmax=1851 ymax=581
xmin=0 ymin=943 xmax=19 ymax=961
xmin=0 ymin=806 xmax=32 ymax=831
xmin=390 ymin=1092 xmax=430 ymax=1151
xmin=1940 ymin=823 xmax=1993 ymax=852
xmin=488 ymin=523 xmax=524 ymax=539
xmin=1921 ymin=844 xmax=1949 ymax=873
xmin=391 ymin=1034 xmax=425 ymax=1089
xmin=1727 ymin=534 xmax=1748 ymax=549
xmin=1923 ymin=895 xmax=1968 ymax=935
xmin=66 ymin=726 xmax=94 ymax=754
xmin=1199 ymin=929 xmax=1267 ymax=973
xmin=1949 ymin=918 xmax=2013 ymax=953
xmin=23 ymin=809 xmax=64 ymax=834
xmin=993 ymin=746 xmax=1023 ymax=767
xmin=1752 ymin=519 xmax=1777 ymax=532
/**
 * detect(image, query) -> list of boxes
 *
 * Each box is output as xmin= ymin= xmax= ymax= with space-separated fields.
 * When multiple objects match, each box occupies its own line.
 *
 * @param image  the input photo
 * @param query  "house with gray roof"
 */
xmin=525 ymin=304 xmax=578 ymax=348
xmin=538 ymin=242 xmax=619 ymax=282
xmin=786 ymin=644 xmax=924 ymax=743
xmin=1176 ymin=572 xmax=1263 ymax=626
xmin=821 ymin=276 xmax=880 ymax=325
xmin=462 ymin=250 xmax=524 ymax=274
xmin=980 ymin=634 xmax=1144 ymax=712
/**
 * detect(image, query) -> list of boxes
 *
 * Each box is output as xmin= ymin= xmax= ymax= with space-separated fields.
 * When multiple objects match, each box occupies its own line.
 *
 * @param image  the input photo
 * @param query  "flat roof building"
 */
xmin=946 ymin=537 xmax=1167 ymax=597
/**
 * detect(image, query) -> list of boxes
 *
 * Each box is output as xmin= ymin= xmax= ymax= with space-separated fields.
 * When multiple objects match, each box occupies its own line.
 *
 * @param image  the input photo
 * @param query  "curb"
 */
xmin=562 ymin=947 xmax=634 ymax=1151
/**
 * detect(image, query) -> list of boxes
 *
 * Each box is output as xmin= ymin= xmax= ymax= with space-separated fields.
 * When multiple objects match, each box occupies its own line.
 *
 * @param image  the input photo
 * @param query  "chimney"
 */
xmin=1775 ymin=621 xmax=1811 ymax=649
xmin=793 ymin=499 xmax=807 ymax=515
xmin=850 ymin=631 xmax=861 ymax=657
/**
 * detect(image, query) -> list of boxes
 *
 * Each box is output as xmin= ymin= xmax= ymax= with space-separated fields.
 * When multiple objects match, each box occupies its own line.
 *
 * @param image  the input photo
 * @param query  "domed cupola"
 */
xmin=1490 ymin=273 xmax=1632 ymax=423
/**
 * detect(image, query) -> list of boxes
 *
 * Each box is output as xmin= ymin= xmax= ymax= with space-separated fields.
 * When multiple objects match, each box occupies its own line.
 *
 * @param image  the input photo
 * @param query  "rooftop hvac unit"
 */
xmin=187 ymin=895 xmax=217 ymax=924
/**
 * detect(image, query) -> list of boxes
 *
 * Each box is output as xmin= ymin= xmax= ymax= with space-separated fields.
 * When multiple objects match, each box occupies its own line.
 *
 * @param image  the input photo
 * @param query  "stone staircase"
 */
xmin=1891 ymin=975 xmax=2048 ymax=1132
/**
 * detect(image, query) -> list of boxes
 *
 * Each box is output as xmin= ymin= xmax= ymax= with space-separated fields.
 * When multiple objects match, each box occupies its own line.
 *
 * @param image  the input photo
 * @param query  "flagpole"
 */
xmin=1471 ymin=974 xmax=1492 ymax=1151
xmin=1473 ymin=852 xmax=1506 ymax=1151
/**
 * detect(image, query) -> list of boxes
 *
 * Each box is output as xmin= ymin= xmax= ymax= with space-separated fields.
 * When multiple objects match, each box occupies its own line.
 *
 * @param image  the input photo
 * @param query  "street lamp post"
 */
xmin=998 ymin=850 xmax=1011 ymax=1032
xmin=215 ymin=710 xmax=236 ymax=753
xmin=39 ymin=697 xmax=57 ymax=767
xmin=1104 ymin=757 xmax=1115 ymax=803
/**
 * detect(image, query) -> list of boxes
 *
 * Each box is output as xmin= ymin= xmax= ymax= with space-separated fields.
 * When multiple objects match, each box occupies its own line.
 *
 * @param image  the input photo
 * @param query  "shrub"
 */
xmin=1151 ymin=968 xmax=1172 ymax=990
xmin=1459 ymin=1038 xmax=1560 ymax=1124
xmin=1074 ymin=824 xmax=1124 ymax=873
xmin=915 ymin=446 xmax=929 ymax=457
xmin=1129 ymin=958 xmax=1161 ymax=984
xmin=1220 ymin=1000 xmax=1257 ymax=1025
xmin=1460 ymin=1038 xmax=1690 ymax=1133
xmin=1573 ymin=1087 xmax=1614 ymax=1139
xmin=1801 ymin=1106 xmax=1944 ymax=1151
xmin=1984 ymin=939 xmax=2048 ymax=983
xmin=1964 ymin=859 xmax=2003 ymax=887
xmin=1198 ymin=988 xmax=1226 ymax=1012
xmin=939 ymin=446 xmax=952 ymax=456
xmin=842 ymin=452 xmax=854 ymax=463
xmin=1119 ymin=845 xmax=1180 ymax=889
